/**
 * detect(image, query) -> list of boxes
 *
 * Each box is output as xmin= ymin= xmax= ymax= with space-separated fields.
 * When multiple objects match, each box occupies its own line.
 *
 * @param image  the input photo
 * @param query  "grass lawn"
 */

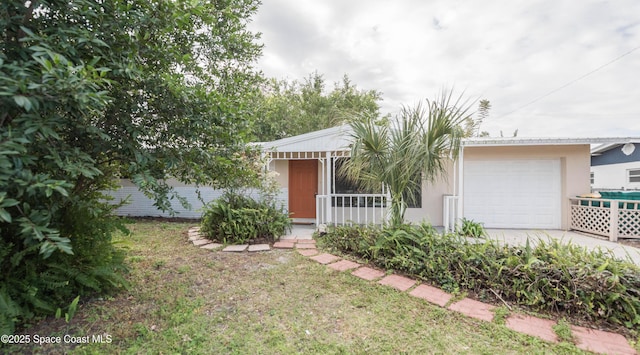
xmin=9 ymin=221 xmax=595 ymax=354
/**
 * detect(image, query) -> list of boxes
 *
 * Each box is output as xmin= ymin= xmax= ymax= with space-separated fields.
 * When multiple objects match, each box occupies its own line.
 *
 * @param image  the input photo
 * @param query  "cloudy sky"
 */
xmin=248 ymin=0 xmax=640 ymax=138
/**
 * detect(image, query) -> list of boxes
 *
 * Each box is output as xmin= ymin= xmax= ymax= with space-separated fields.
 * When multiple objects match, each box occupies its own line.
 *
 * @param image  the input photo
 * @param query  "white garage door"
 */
xmin=464 ymin=159 xmax=561 ymax=229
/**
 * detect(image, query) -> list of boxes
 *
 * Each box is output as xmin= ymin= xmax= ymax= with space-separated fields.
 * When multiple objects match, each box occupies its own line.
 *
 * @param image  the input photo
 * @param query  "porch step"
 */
xmin=291 ymin=218 xmax=315 ymax=225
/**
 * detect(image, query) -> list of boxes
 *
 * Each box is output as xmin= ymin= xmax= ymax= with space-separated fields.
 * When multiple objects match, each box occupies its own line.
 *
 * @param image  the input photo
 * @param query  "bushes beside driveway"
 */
xmin=317 ymin=224 xmax=640 ymax=330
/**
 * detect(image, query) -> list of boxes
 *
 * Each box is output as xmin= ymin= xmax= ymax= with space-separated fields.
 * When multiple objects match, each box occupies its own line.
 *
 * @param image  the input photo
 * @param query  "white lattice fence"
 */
xmin=570 ymin=204 xmax=610 ymax=237
xmin=618 ymin=206 xmax=640 ymax=238
xmin=569 ymin=198 xmax=640 ymax=241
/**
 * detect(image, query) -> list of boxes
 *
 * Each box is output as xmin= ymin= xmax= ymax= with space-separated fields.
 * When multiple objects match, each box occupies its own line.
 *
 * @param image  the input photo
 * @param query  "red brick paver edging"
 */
xmin=351 ymin=267 xmax=385 ymax=281
xmin=310 ymin=253 xmax=341 ymax=265
xmin=409 ymin=284 xmax=452 ymax=307
xmin=378 ymin=274 xmax=416 ymax=292
xmin=327 ymin=260 xmax=360 ymax=272
xmin=192 ymin=224 xmax=637 ymax=355
xmin=448 ymin=298 xmax=495 ymax=322
xmin=571 ymin=325 xmax=637 ymax=355
xmin=505 ymin=314 xmax=558 ymax=343
xmin=297 ymin=249 xmax=319 ymax=256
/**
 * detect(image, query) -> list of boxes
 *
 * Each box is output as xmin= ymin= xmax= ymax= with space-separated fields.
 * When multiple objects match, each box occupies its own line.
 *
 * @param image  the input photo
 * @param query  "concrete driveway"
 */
xmin=484 ymin=229 xmax=640 ymax=265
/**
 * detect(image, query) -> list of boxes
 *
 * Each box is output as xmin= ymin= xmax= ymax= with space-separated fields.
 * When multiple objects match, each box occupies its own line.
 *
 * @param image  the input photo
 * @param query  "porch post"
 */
xmin=325 ymin=151 xmax=332 ymax=224
xmin=316 ymin=157 xmax=325 ymax=227
xmin=456 ymin=146 xmax=465 ymax=229
xmin=261 ymin=151 xmax=272 ymax=172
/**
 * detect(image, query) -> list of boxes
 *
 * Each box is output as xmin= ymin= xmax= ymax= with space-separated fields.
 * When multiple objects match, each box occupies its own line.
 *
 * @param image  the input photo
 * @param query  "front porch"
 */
xmin=265 ymin=150 xmax=391 ymax=227
xmin=260 ymin=125 xmax=392 ymax=227
xmin=316 ymin=193 xmax=390 ymax=226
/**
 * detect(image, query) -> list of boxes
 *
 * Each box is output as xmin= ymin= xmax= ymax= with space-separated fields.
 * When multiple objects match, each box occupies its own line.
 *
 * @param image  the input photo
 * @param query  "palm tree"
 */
xmin=344 ymin=90 xmax=473 ymax=228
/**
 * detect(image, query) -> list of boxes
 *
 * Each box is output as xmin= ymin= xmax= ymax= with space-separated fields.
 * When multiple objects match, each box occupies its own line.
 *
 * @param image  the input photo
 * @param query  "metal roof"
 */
xmin=462 ymin=137 xmax=640 ymax=147
xmin=258 ymin=125 xmax=353 ymax=152
xmin=257 ymin=125 xmax=640 ymax=152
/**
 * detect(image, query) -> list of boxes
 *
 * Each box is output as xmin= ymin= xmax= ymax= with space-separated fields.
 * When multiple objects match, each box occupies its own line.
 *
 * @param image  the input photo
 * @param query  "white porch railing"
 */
xmin=569 ymin=197 xmax=640 ymax=241
xmin=443 ymin=195 xmax=459 ymax=232
xmin=316 ymin=194 xmax=389 ymax=226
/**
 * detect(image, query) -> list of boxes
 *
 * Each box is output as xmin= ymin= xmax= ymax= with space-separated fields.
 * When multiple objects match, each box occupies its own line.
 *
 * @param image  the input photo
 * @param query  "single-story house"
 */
xmin=590 ymin=141 xmax=640 ymax=191
xmin=259 ymin=125 xmax=639 ymax=232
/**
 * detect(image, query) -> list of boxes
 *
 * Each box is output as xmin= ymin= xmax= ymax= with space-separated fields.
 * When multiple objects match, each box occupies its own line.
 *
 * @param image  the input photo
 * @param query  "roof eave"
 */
xmin=463 ymin=137 xmax=640 ymax=148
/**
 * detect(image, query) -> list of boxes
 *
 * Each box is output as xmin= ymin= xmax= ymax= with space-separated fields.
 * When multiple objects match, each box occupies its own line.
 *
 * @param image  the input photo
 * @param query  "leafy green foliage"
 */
xmin=1 ymin=0 xmax=262 ymax=332
xmin=316 ymin=225 xmax=381 ymax=260
xmin=201 ymin=190 xmax=292 ymax=244
xmin=343 ymin=90 xmax=473 ymax=227
xmin=0 ymin=200 xmax=129 ymax=334
xmin=252 ymin=73 xmax=384 ymax=141
xmin=459 ymin=218 xmax=487 ymax=238
xmin=319 ymin=224 xmax=640 ymax=329
xmin=55 ymin=295 xmax=80 ymax=324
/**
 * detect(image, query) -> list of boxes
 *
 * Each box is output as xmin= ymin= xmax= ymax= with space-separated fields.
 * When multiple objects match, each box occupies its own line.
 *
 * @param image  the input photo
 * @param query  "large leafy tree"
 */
xmin=344 ymin=91 xmax=473 ymax=228
xmin=252 ymin=72 xmax=384 ymax=141
xmin=0 ymin=0 xmax=262 ymax=332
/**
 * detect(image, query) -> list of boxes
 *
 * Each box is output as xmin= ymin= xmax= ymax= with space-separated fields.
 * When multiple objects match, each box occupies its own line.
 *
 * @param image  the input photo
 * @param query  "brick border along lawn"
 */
xmin=186 ymin=226 xmax=637 ymax=355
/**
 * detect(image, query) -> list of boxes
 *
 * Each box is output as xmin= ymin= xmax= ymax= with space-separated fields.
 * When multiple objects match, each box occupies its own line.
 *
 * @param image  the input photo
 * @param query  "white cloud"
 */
xmin=249 ymin=0 xmax=640 ymax=137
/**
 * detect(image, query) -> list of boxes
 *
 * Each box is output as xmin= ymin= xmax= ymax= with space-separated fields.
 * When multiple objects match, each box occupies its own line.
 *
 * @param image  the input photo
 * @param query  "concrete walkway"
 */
xmin=281 ymin=224 xmax=315 ymax=240
xmin=484 ymin=229 xmax=640 ymax=265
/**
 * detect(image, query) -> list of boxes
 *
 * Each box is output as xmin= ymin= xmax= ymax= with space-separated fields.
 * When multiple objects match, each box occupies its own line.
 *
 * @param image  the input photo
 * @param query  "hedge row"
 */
xmin=317 ymin=224 xmax=640 ymax=329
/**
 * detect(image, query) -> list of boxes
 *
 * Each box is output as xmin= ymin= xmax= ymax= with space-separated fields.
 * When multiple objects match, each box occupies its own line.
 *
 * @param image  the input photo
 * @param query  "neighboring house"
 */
xmin=590 ymin=141 xmax=640 ymax=191
xmin=259 ymin=125 xmax=636 ymax=231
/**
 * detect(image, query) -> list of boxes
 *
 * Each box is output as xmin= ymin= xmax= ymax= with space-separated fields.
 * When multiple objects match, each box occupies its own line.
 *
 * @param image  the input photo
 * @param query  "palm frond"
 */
xmin=344 ymin=89 xmax=473 ymax=226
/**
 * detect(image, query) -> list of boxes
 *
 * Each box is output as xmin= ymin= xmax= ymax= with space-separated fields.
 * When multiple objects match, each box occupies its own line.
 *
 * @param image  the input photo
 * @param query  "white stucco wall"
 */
xmin=404 ymin=161 xmax=455 ymax=226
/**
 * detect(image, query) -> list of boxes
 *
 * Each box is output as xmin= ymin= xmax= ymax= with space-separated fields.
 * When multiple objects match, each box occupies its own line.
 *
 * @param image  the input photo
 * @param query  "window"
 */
xmin=331 ymin=158 xmax=421 ymax=208
xmin=332 ymin=158 xmax=378 ymax=207
xmin=333 ymin=158 xmax=363 ymax=195
xmin=590 ymin=172 xmax=594 ymax=185
xmin=629 ymin=169 xmax=640 ymax=183
xmin=403 ymin=174 xmax=422 ymax=208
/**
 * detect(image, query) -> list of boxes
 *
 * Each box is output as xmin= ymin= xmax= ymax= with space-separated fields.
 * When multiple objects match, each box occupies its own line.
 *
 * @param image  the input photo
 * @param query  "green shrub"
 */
xmin=319 ymin=224 xmax=640 ymax=329
xmin=201 ymin=190 xmax=291 ymax=244
xmin=317 ymin=224 xmax=381 ymax=259
xmin=0 ymin=197 xmax=129 ymax=334
xmin=458 ymin=218 xmax=487 ymax=238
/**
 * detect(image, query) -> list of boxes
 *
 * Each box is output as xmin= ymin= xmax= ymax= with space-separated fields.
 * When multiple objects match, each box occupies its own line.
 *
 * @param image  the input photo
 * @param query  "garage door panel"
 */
xmin=464 ymin=159 xmax=561 ymax=229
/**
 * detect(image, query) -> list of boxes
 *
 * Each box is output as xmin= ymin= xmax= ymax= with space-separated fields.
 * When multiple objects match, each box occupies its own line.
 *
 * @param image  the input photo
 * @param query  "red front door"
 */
xmin=288 ymin=160 xmax=318 ymax=218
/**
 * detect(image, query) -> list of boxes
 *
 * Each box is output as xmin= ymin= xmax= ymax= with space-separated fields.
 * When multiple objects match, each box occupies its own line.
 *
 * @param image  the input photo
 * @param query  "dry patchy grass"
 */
xmin=7 ymin=221 xmax=592 ymax=354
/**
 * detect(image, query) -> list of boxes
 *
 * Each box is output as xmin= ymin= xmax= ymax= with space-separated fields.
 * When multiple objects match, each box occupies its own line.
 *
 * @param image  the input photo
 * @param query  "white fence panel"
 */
xmin=569 ymin=198 xmax=640 ymax=241
xmin=105 ymin=180 xmax=287 ymax=219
